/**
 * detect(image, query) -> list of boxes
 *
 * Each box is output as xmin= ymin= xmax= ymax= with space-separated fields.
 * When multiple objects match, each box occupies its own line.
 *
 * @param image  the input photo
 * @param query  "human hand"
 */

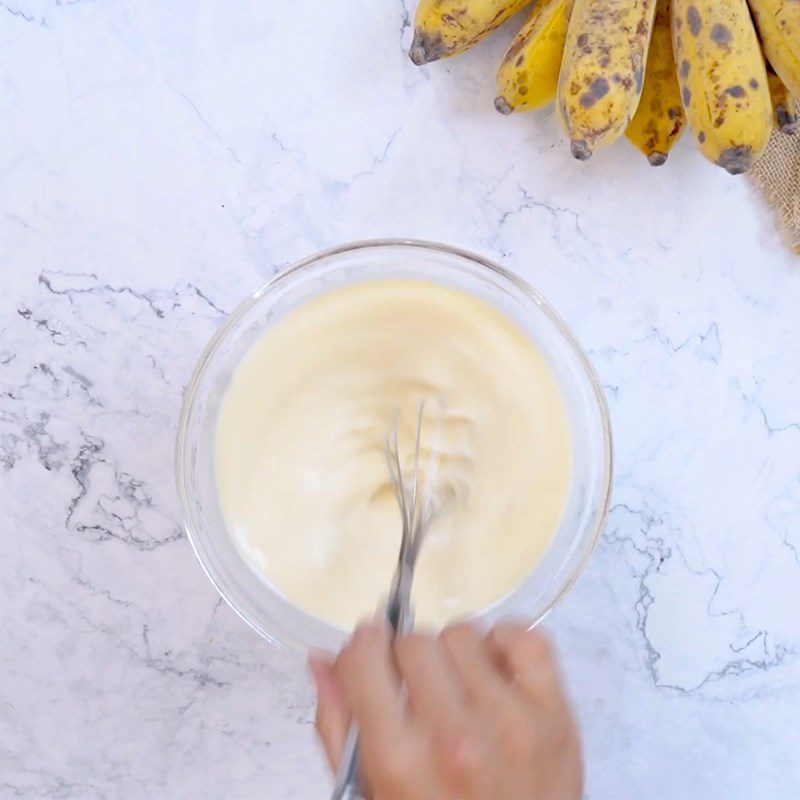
xmin=309 ymin=622 xmax=583 ymax=799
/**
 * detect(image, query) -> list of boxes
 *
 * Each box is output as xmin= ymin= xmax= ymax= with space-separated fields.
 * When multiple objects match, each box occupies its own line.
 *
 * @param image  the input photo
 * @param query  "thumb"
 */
xmin=309 ymin=652 xmax=350 ymax=772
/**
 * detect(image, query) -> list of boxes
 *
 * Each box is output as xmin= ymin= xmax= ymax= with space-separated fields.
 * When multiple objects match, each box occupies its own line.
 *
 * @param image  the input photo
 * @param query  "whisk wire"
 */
xmin=333 ymin=400 xmax=443 ymax=800
xmin=409 ymin=399 xmax=425 ymax=534
xmin=385 ymin=411 xmax=410 ymax=561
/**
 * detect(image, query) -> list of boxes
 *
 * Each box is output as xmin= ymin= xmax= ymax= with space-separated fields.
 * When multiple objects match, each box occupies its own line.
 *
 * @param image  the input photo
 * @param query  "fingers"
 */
xmin=309 ymin=652 xmax=349 ymax=770
xmin=334 ymin=623 xmax=406 ymax=748
xmin=486 ymin=623 xmax=567 ymax=707
xmin=439 ymin=623 xmax=510 ymax=704
xmin=394 ymin=632 xmax=468 ymax=730
xmin=317 ymin=621 xmax=578 ymax=800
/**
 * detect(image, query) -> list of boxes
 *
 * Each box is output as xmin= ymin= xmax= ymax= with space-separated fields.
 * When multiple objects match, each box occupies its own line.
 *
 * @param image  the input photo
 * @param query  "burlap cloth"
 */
xmin=749 ymin=130 xmax=800 ymax=253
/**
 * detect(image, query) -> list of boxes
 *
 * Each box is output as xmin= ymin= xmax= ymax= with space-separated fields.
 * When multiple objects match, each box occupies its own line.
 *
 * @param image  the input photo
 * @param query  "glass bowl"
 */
xmin=176 ymin=239 xmax=613 ymax=652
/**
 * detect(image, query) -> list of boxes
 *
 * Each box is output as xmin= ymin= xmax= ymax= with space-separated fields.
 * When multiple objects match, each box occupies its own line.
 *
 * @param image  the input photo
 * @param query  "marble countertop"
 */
xmin=2 ymin=1 xmax=799 ymax=797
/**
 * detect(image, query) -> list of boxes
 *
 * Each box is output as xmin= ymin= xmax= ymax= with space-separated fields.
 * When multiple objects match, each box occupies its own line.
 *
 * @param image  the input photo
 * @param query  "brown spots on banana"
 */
xmin=710 ymin=23 xmax=732 ymax=47
xmin=726 ymin=85 xmax=746 ymax=97
xmin=560 ymin=0 xmax=658 ymax=155
xmin=570 ymin=117 xmax=616 ymax=160
xmin=687 ymin=5 xmax=702 ymax=36
xmin=679 ymin=59 xmax=691 ymax=79
xmin=767 ymin=68 xmax=799 ymax=134
xmin=442 ymin=10 xmax=468 ymax=28
xmin=579 ymin=77 xmax=610 ymax=107
xmin=497 ymin=0 xmax=572 ymax=116
xmin=504 ymin=32 xmax=529 ymax=64
xmin=611 ymin=72 xmax=631 ymax=89
xmin=411 ymin=0 xmax=532 ymax=64
xmin=488 ymin=6 xmax=511 ymax=25
xmin=748 ymin=0 xmax=800 ymax=99
xmin=626 ymin=0 xmax=685 ymax=168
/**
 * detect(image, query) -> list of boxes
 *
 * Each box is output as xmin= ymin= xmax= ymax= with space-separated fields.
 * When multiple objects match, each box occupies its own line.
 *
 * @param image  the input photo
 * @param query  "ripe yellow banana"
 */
xmin=410 ymin=0 xmax=531 ymax=65
xmin=557 ymin=0 xmax=658 ymax=159
xmin=625 ymin=0 xmax=685 ymax=164
xmin=747 ymin=0 xmax=800 ymax=99
xmin=767 ymin=68 xmax=799 ymax=134
xmin=494 ymin=0 xmax=574 ymax=114
xmin=671 ymin=0 xmax=772 ymax=174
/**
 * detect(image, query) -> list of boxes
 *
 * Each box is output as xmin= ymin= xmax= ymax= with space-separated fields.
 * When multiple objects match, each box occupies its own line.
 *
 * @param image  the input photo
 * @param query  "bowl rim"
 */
xmin=176 ymin=237 xmax=614 ymax=645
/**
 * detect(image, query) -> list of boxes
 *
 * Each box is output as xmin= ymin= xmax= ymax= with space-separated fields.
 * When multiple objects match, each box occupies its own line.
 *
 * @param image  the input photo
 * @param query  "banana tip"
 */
xmin=409 ymin=43 xmax=428 ymax=66
xmin=570 ymin=140 xmax=592 ymax=161
xmin=776 ymin=109 xmax=799 ymax=135
xmin=647 ymin=152 xmax=668 ymax=167
xmin=494 ymin=96 xmax=514 ymax=116
xmin=718 ymin=145 xmax=753 ymax=175
xmin=409 ymin=29 xmax=447 ymax=65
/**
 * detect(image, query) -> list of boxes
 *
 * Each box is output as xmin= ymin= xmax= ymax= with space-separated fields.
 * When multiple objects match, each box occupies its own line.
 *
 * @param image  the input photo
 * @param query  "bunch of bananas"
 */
xmin=409 ymin=0 xmax=800 ymax=173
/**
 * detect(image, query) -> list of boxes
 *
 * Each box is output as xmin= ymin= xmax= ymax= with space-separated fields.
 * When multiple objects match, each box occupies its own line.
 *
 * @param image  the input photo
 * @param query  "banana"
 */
xmin=409 ymin=0 xmax=531 ymax=65
xmin=671 ymin=0 xmax=771 ymax=174
xmin=494 ymin=0 xmax=574 ymax=114
xmin=557 ymin=0 xmax=658 ymax=159
xmin=767 ymin=68 xmax=799 ymax=134
xmin=747 ymin=0 xmax=800 ymax=99
xmin=625 ymin=0 xmax=685 ymax=164
xmin=782 ymin=95 xmax=800 ymax=135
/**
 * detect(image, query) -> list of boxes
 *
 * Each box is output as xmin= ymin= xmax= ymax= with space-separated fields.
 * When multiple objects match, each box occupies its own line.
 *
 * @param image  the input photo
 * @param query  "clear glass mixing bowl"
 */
xmin=176 ymin=239 xmax=613 ymax=652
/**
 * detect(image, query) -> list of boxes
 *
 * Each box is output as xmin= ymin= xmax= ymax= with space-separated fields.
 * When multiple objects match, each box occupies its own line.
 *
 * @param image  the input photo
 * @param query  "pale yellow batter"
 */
xmin=216 ymin=279 xmax=572 ymax=629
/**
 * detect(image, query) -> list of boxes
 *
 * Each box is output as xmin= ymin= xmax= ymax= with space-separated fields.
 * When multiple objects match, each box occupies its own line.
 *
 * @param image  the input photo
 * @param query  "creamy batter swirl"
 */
xmin=216 ymin=279 xmax=572 ymax=628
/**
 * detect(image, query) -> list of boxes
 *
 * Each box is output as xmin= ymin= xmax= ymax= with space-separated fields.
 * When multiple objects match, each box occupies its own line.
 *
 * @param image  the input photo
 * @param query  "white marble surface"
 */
xmin=1 ymin=1 xmax=799 ymax=798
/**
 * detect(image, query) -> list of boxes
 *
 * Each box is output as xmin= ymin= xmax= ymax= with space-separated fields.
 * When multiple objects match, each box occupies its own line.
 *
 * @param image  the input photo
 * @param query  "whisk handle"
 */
xmin=331 ymin=723 xmax=363 ymax=800
xmin=330 ymin=592 xmax=412 ymax=800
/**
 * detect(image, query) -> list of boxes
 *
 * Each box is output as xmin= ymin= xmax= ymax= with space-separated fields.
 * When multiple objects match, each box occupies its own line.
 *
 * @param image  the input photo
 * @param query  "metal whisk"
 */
xmin=384 ymin=400 xmax=441 ymax=633
xmin=331 ymin=401 xmax=441 ymax=800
